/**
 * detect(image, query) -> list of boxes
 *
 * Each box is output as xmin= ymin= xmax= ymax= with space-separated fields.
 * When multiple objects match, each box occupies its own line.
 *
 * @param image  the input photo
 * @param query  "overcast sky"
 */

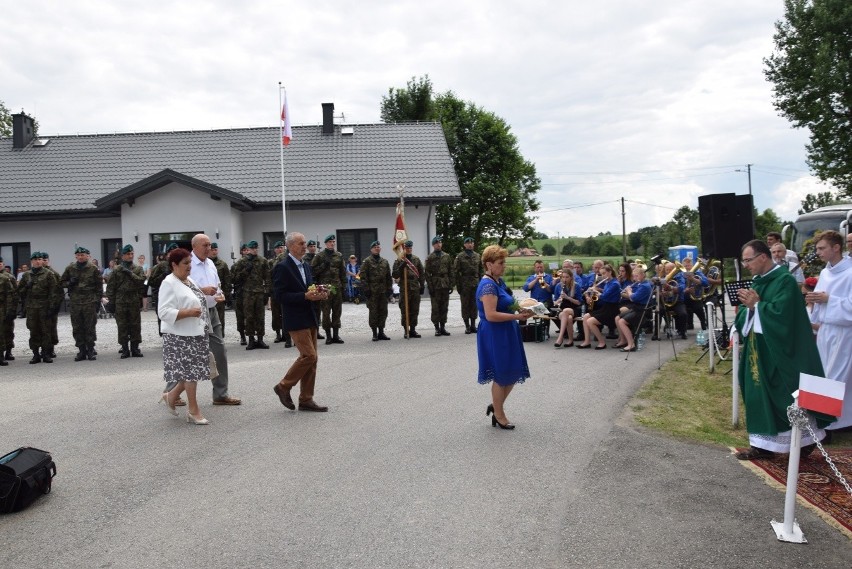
xmin=2 ymin=1 xmax=835 ymax=238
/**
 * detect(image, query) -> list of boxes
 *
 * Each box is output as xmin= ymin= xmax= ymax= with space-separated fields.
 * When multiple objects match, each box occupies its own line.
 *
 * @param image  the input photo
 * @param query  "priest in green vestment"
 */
xmin=733 ymin=240 xmax=830 ymax=460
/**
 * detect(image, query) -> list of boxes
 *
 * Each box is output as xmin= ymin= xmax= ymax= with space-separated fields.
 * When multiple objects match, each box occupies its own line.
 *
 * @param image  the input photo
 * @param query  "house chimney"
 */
xmin=322 ymin=103 xmax=334 ymax=135
xmin=12 ymin=113 xmax=35 ymax=149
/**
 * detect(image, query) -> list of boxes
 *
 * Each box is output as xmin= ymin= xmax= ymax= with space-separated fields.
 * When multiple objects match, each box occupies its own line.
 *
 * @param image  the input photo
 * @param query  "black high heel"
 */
xmin=486 ymin=404 xmax=494 ymax=417
xmin=491 ymin=415 xmax=516 ymax=430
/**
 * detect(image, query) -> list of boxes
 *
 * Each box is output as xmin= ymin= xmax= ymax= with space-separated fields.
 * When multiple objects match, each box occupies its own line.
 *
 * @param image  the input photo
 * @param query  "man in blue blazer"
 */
xmin=271 ymin=232 xmax=330 ymax=412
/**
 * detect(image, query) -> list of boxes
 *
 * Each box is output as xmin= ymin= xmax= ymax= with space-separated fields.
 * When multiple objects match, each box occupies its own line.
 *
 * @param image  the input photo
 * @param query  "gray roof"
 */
xmin=0 ymin=122 xmax=461 ymax=217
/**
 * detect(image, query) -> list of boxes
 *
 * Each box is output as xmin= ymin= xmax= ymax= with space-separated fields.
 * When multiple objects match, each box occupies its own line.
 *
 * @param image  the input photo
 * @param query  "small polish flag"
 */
xmin=798 ymin=373 xmax=845 ymax=417
xmin=281 ymin=94 xmax=292 ymax=146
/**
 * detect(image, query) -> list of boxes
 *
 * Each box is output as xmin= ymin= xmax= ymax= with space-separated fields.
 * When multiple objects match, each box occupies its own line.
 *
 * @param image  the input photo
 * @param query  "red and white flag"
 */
xmin=281 ymin=93 xmax=292 ymax=146
xmin=798 ymin=373 xmax=844 ymax=417
xmin=392 ymin=202 xmax=408 ymax=258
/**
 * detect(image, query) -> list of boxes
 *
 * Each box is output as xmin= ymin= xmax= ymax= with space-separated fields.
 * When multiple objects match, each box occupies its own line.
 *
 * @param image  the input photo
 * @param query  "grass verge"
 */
xmin=630 ymin=346 xmax=852 ymax=449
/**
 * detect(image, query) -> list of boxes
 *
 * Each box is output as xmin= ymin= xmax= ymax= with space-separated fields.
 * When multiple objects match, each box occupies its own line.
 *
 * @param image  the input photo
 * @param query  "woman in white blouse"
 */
xmin=158 ymin=248 xmax=211 ymax=425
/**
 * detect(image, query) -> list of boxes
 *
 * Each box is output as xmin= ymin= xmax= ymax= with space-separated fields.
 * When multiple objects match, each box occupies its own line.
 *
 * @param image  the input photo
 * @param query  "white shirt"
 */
xmin=190 ymin=252 xmax=220 ymax=309
xmin=289 ymin=253 xmax=306 ymax=284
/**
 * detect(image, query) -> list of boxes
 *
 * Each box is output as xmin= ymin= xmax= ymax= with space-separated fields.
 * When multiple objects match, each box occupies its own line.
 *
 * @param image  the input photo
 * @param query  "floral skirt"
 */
xmin=162 ymin=333 xmax=210 ymax=383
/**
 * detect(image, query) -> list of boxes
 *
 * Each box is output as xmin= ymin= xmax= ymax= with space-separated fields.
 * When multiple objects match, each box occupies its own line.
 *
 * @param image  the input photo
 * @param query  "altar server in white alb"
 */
xmin=807 ymin=230 xmax=852 ymax=430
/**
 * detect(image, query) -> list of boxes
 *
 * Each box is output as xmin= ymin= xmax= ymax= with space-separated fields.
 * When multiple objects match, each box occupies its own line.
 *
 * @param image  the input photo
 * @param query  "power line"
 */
xmin=541 ymin=170 xmax=734 ymax=186
xmin=539 ymin=164 xmax=741 ymax=175
xmin=624 ymin=199 xmax=681 ymax=211
xmin=537 ymin=199 xmax=618 ymax=214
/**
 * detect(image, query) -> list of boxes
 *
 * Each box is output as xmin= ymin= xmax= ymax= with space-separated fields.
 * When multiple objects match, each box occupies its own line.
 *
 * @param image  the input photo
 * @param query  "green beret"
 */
xmin=30 ymin=251 xmax=42 ymax=260
xmin=431 ymin=235 xmax=443 ymax=244
xmin=240 ymin=243 xmax=248 ymax=250
xmin=463 ymin=237 xmax=474 ymax=244
xmin=246 ymin=240 xmax=259 ymax=248
xmin=404 ymin=240 xmax=413 ymax=247
xmin=210 ymin=242 xmax=218 ymax=249
xmin=121 ymin=244 xmax=134 ymax=254
xmin=307 ymin=240 xmax=317 ymax=247
xmin=370 ymin=240 xmax=380 ymax=248
xmin=75 ymin=246 xmax=90 ymax=254
xmin=166 ymin=243 xmax=179 ymax=252
xmin=324 ymin=234 xmax=336 ymax=243
xmin=42 ymin=252 xmax=50 ymax=259
xmin=273 ymin=240 xmax=284 ymax=248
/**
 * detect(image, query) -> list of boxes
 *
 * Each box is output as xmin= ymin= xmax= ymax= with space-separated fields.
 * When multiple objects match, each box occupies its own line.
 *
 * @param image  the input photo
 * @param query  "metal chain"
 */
xmin=706 ymin=302 xmax=730 ymax=361
xmin=787 ymin=405 xmax=852 ymax=496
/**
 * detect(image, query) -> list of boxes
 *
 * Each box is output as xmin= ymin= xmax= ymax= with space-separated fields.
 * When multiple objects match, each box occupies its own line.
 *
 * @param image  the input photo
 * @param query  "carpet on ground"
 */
xmin=734 ymin=447 xmax=852 ymax=538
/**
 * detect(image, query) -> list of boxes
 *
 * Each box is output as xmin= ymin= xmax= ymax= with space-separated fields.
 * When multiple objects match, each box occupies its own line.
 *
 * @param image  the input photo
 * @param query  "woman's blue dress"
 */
xmin=476 ymin=277 xmax=530 ymax=386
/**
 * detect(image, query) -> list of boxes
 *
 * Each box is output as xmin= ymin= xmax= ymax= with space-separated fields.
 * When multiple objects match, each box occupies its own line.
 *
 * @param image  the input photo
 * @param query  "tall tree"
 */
xmin=381 ymin=77 xmax=541 ymax=253
xmin=798 ymin=191 xmax=839 ymax=214
xmin=380 ymin=75 xmax=436 ymax=123
xmin=0 ymin=100 xmax=12 ymax=137
xmin=764 ymin=0 xmax=852 ymax=197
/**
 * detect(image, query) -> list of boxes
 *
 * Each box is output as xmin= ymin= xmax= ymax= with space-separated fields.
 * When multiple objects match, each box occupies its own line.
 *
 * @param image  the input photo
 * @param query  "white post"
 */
xmin=278 ymin=83 xmax=287 ymax=234
xmin=706 ymin=301 xmax=715 ymax=373
xmin=731 ymin=332 xmax=739 ymax=427
xmin=770 ymin=393 xmax=807 ymax=543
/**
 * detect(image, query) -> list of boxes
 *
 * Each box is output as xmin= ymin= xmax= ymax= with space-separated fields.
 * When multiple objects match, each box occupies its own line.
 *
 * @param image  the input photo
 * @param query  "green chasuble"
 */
xmin=734 ymin=266 xmax=831 ymax=436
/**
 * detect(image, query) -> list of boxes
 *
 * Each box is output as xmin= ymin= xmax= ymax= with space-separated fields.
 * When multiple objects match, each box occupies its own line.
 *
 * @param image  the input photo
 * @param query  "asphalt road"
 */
xmin=1 ymin=306 xmax=849 ymax=568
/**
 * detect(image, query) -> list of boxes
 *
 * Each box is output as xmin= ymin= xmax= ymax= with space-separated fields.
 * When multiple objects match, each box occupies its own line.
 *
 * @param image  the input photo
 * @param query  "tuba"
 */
xmin=685 ymin=259 xmax=705 ymax=301
xmin=702 ymin=259 xmax=721 ymax=298
xmin=660 ymin=263 xmax=683 ymax=308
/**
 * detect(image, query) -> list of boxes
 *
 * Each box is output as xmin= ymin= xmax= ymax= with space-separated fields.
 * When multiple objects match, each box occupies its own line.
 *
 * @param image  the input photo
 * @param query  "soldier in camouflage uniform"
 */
xmin=60 ymin=246 xmax=104 ymax=361
xmin=105 ymin=244 xmax=146 ymax=358
xmin=0 ymin=256 xmax=19 ymax=366
xmin=359 ymin=240 xmax=393 ymax=341
xmin=311 ymin=234 xmax=347 ymax=345
xmin=20 ymin=252 xmax=62 ymax=363
xmin=147 ymin=243 xmax=179 ymax=336
xmin=209 ymin=243 xmax=232 ymax=338
xmin=231 ymin=240 xmax=271 ymax=350
xmin=268 ymin=240 xmax=292 ymax=347
xmin=392 ymin=240 xmax=426 ymax=339
xmin=425 ymin=235 xmax=455 ymax=336
xmin=454 ymin=236 xmax=482 ymax=334
xmin=302 ymin=240 xmax=324 ymax=341
xmin=231 ymin=244 xmax=249 ymax=344
xmin=41 ymin=252 xmax=61 ymax=357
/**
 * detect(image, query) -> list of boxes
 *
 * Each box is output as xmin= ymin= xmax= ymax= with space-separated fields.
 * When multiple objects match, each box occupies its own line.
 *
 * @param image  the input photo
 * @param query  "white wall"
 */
xmin=0 ymin=217 xmax=122 ymax=268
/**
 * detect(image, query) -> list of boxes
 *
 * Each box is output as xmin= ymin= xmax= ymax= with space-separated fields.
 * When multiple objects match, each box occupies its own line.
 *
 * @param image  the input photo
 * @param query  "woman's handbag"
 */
xmin=209 ymin=352 xmax=219 ymax=380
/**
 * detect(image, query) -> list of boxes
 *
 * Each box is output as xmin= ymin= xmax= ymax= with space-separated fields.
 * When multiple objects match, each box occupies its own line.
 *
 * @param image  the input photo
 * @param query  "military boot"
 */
xmin=316 ymin=329 xmax=325 ymax=340
xmin=274 ymin=330 xmax=283 ymax=343
xmin=87 ymin=345 xmax=97 ymax=361
xmin=464 ymin=318 xmax=471 ymax=334
xmin=246 ymin=336 xmax=257 ymax=350
xmin=120 ymin=342 xmax=130 ymax=359
xmin=470 ymin=319 xmax=477 ymax=333
xmin=409 ymin=327 xmax=421 ymax=338
xmin=41 ymin=348 xmax=53 ymax=364
xmin=74 ymin=347 xmax=87 ymax=362
xmin=371 ymin=327 xmax=379 ymax=342
xmin=332 ymin=328 xmax=345 ymax=344
xmin=283 ymin=332 xmax=293 ymax=348
xmin=377 ymin=328 xmax=390 ymax=341
xmin=29 ymin=350 xmax=42 ymax=364
xmin=239 ymin=332 xmax=247 ymax=346
xmin=325 ymin=328 xmax=333 ymax=345
xmin=440 ymin=323 xmax=451 ymax=336
xmin=131 ymin=343 xmax=144 ymax=357
xmin=256 ymin=335 xmax=270 ymax=349
xmin=4 ymin=349 xmax=14 ymax=361
xmin=0 ymin=354 xmax=7 ymax=366
xmin=434 ymin=324 xmax=442 ymax=337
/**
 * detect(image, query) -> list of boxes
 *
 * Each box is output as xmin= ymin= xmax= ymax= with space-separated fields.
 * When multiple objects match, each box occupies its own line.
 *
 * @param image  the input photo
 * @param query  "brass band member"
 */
xmin=614 ymin=265 xmax=652 ymax=352
xmin=552 ymin=270 xmax=582 ymax=347
xmin=681 ymin=257 xmax=709 ymax=331
xmin=577 ymin=264 xmax=620 ymax=349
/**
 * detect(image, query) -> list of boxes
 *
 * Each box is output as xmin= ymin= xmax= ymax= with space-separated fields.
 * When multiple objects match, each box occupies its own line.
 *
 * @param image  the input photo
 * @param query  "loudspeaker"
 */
xmin=699 ymin=193 xmax=741 ymax=259
xmin=734 ymin=194 xmax=755 ymax=245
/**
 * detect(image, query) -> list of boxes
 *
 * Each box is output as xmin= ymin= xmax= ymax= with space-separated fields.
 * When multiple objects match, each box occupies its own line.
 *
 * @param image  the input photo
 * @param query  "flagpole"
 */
xmin=278 ymin=82 xmax=287 ymax=234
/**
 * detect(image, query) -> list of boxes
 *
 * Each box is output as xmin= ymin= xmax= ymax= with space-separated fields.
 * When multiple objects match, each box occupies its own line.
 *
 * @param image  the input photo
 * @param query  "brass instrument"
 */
xmin=584 ymin=277 xmax=610 ymax=311
xmin=659 ymin=263 xmax=683 ymax=308
xmin=685 ymin=259 xmax=705 ymax=301
xmin=702 ymin=259 xmax=721 ymax=298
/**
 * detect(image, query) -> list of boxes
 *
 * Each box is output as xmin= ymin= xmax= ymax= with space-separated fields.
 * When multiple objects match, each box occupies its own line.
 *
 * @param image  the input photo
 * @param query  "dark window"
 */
xmin=263 ymin=232 xmax=286 ymax=260
xmin=102 ymin=239 xmax=122 ymax=266
xmin=0 ymin=242 xmax=31 ymax=275
xmin=150 ymin=232 xmax=200 ymax=263
xmin=336 ymin=229 xmax=378 ymax=261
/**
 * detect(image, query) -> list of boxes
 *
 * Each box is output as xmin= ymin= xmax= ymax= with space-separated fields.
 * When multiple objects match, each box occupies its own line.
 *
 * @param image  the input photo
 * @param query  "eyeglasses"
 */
xmin=741 ymin=253 xmax=764 ymax=264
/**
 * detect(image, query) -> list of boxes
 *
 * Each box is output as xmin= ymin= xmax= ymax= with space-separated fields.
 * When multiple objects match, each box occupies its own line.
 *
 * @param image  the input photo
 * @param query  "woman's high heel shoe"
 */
xmin=186 ymin=412 xmax=210 ymax=425
xmin=160 ymin=393 xmax=177 ymax=416
xmin=491 ymin=415 xmax=516 ymax=430
xmin=486 ymin=404 xmax=494 ymax=417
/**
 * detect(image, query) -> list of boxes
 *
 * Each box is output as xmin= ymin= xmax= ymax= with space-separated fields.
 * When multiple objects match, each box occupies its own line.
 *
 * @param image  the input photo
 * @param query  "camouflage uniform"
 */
xmin=311 ymin=247 xmax=347 ymax=343
xmin=392 ymin=253 xmax=425 ymax=337
xmin=43 ymin=261 xmax=61 ymax=353
xmin=213 ymin=256 xmax=231 ymax=336
xmin=359 ymin=252 xmax=392 ymax=339
xmin=268 ymin=249 xmax=291 ymax=345
xmin=425 ymin=249 xmax=455 ymax=335
xmin=60 ymin=260 xmax=103 ymax=360
xmin=21 ymin=267 xmax=62 ymax=363
xmin=302 ymin=245 xmax=324 ymax=341
xmin=231 ymin=253 xmax=271 ymax=347
xmin=147 ymin=259 xmax=171 ymax=335
xmin=105 ymin=260 xmax=146 ymax=357
xmin=0 ymin=271 xmax=19 ymax=365
xmin=454 ymin=248 xmax=482 ymax=333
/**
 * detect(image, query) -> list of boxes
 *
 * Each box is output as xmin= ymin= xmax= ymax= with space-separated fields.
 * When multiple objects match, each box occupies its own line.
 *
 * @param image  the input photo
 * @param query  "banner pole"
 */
xmin=278 ymin=83 xmax=287 ymax=234
xmin=770 ymin=393 xmax=807 ymax=543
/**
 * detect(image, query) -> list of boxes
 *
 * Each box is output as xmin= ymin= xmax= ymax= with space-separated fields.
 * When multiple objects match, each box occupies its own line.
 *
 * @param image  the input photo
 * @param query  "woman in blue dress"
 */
xmin=476 ymin=245 xmax=532 ymax=430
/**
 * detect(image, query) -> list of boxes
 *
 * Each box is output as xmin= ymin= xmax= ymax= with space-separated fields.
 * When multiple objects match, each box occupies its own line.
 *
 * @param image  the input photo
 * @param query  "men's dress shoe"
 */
xmin=273 ymin=384 xmax=295 ymax=410
xmin=298 ymin=400 xmax=328 ymax=412
xmin=316 ymin=331 xmax=325 ymax=340
xmin=734 ymin=446 xmax=775 ymax=460
xmin=212 ymin=396 xmax=242 ymax=406
xmin=284 ymin=340 xmax=293 ymax=348
xmin=0 ymin=359 xmax=7 ymax=366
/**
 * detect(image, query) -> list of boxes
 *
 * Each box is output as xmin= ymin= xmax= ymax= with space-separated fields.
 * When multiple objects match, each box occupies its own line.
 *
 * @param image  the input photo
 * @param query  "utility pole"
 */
xmin=747 ymin=163 xmax=752 ymax=196
xmin=621 ymin=196 xmax=627 ymax=261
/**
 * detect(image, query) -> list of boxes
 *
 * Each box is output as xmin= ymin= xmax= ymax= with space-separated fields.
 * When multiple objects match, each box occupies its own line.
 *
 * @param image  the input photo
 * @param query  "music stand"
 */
xmin=724 ymin=280 xmax=752 ymax=307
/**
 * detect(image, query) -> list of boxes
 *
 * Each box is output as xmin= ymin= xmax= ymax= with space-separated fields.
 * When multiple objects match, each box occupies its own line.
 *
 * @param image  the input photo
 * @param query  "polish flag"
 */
xmin=281 ymin=94 xmax=292 ymax=146
xmin=798 ymin=373 xmax=845 ymax=417
xmin=392 ymin=202 xmax=408 ymax=258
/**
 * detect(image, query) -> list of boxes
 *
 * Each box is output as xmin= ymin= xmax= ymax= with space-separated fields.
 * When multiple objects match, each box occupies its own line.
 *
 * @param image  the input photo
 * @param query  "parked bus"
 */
xmin=782 ymin=203 xmax=852 ymax=253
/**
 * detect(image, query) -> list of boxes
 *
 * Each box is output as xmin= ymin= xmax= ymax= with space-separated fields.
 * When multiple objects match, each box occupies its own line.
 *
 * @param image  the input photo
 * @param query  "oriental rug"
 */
xmin=734 ymin=447 xmax=852 ymax=538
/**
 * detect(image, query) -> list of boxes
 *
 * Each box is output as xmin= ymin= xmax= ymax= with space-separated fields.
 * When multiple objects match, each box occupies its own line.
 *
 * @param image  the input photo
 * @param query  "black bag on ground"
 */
xmin=0 ymin=447 xmax=56 ymax=513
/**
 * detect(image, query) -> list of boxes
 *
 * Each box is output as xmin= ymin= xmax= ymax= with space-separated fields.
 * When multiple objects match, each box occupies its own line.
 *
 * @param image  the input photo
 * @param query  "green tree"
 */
xmin=672 ymin=205 xmax=700 ymax=245
xmin=0 ymin=100 xmax=11 ymax=137
xmin=764 ymin=0 xmax=852 ymax=197
xmin=531 ymin=231 xmax=549 ymax=239
xmin=561 ymin=240 xmax=577 ymax=255
xmin=380 ymin=75 xmax=436 ymax=123
xmin=754 ymin=207 xmax=783 ymax=239
xmin=582 ymin=236 xmax=599 ymax=256
xmin=541 ymin=243 xmax=556 ymax=256
xmin=381 ymin=77 xmax=541 ymax=253
xmin=798 ymin=191 xmax=839 ymax=214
